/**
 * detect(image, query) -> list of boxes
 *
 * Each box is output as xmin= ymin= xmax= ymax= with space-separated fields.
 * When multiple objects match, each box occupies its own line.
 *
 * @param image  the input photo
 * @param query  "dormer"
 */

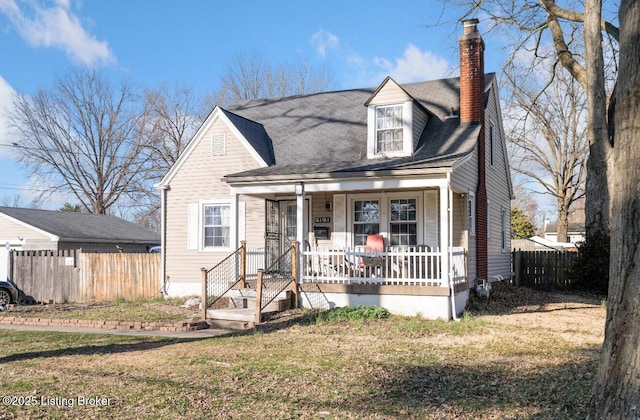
xmin=365 ymin=77 xmax=430 ymax=159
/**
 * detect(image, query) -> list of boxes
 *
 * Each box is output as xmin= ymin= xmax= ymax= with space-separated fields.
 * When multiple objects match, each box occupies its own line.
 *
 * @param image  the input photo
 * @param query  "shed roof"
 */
xmin=0 ymin=207 xmax=160 ymax=244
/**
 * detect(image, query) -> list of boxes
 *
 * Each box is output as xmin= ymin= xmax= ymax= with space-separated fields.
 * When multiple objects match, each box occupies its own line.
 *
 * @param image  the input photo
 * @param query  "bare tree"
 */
xmin=588 ymin=0 xmax=640 ymax=416
xmin=7 ymin=67 xmax=150 ymax=214
xmin=444 ymin=0 xmax=618 ymax=239
xmin=131 ymin=82 xmax=207 ymax=228
xmin=506 ymin=67 xmax=588 ymax=242
xmin=207 ymin=52 xmax=336 ymax=107
xmin=142 ymin=82 xmax=205 ymax=179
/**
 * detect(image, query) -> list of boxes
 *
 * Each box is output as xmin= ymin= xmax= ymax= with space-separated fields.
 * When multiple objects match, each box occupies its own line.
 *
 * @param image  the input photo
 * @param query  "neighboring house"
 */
xmin=512 ymin=236 xmax=577 ymax=252
xmin=0 ymin=206 xmax=160 ymax=282
xmin=157 ymin=19 xmax=513 ymax=319
xmin=543 ymin=221 xmax=586 ymax=245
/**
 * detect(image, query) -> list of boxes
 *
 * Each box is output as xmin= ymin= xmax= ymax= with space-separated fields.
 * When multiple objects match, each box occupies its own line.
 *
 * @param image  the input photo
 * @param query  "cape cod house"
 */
xmin=157 ymin=20 xmax=513 ymax=320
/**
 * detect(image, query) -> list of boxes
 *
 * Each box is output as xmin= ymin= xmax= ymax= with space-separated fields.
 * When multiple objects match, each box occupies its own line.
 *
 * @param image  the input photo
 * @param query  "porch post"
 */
xmin=230 ymin=190 xmax=239 ymax=249
xmin=295 ymin=183 xmax=305 ymax=299
xmin=439 ymin=185 xmax=450 ymax=287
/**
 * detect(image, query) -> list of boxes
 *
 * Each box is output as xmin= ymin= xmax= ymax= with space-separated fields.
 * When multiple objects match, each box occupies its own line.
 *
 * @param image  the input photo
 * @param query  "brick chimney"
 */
xmin=459 ymin=18 xmax=485 ymax=123
xmin=460 ymin=18 xmax=488 ymax=281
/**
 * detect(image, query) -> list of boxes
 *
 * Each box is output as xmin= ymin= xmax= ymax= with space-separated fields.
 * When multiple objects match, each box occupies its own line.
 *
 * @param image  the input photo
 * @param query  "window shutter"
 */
xmin=187 ymin=203 xmax=198 ymax=250
xmin=423 ymin=190 xmax=438 ymax=247
xmin=333 ymin=194 xmax=347 ymax=249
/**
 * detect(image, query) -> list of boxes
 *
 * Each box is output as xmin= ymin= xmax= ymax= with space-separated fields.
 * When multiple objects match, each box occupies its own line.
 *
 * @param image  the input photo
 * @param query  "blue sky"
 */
xmin=0 ymin=0 xmax=507 ymax=209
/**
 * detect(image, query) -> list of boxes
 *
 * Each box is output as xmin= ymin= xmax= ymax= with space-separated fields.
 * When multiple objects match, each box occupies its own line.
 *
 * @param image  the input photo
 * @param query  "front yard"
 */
xmin=0 ymin=284 xmax=605 ymax=419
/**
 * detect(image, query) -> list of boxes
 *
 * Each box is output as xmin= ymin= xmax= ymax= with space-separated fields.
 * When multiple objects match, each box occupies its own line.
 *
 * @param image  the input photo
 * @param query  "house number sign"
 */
xmin=314 ymin=217 xmax=330 ymax=223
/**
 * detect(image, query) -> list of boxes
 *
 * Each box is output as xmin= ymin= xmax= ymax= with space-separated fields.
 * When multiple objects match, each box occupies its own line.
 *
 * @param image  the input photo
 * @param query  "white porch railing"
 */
xmin=302 ymin=246 xmax=467 ymax=287
xmin=246 ymin=247 xmax=266 ymax=281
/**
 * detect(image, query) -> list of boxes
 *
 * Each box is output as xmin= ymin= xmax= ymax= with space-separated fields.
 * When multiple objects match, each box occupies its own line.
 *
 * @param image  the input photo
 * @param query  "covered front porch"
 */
xmin=225 ymin=172 xmax=474 ymax=319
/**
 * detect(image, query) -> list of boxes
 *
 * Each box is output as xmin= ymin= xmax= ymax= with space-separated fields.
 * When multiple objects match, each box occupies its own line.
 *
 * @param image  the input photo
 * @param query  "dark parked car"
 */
xmin=0 ymin=280 xmax=18 ymax=306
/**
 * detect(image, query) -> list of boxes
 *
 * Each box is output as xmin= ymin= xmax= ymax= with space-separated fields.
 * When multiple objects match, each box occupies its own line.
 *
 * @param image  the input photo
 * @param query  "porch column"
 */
xmin=439 ymin=185 xmax=450 ymax=287
xmin=230 ymin=190 xmax=239 ymax=249
xmin=295 ymin=183 xmax=305 ymax=289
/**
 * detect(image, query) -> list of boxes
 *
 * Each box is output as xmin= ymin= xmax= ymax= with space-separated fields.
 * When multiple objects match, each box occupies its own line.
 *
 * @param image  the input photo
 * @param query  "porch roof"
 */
xmin=222 ymin=75 xmax=493 ymax=184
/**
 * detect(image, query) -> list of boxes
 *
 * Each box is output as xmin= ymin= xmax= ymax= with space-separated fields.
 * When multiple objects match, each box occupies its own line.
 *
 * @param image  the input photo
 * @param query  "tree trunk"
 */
xmin=584 ymin=0 xmax=613 ymax=239
xmin=588 ymin=0 xmax=640 ymax=416
xmin=556 ymin=200 xmax=569 ymax=243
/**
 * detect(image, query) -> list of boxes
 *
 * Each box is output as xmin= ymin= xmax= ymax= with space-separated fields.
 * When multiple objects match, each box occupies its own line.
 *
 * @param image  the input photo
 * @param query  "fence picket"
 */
xmin=11 ymin=250 xmax=160 ymax=303
xmin=512 ymin=250 xmax=577 ymax=290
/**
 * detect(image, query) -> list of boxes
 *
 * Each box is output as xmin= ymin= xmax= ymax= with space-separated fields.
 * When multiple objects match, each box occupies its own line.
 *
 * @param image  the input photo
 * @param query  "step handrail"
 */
xmin=255 ymin=242 xmax=299 ymax=323
xmin=201 ymin=242 xmax=247 ymax=319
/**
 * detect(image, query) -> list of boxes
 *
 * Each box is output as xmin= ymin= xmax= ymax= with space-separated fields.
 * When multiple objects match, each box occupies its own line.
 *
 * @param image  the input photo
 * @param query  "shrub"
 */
xmin=316 ymin=305 xmax=390 ymax=323
xmin=567 ymin=231 xmax=610 ymax=294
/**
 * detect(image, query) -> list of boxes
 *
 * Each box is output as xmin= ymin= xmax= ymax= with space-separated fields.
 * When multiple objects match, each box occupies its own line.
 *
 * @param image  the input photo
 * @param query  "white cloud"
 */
xmin=0 ymin=0 xmax=114 ymax=66
xmin=373 ymin=44 xmax=450 ymax=83
xmin=310 ymin=29 xmax=339 ymax=58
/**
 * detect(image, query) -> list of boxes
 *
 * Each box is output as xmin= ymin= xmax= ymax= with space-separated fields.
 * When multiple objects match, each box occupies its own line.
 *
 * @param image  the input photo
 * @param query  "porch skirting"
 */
xmin=300 ymin=281 xmax=469 ymax=319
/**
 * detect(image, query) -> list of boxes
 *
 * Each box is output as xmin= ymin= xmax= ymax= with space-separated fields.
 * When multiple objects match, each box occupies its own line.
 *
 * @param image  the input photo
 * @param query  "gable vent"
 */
xmin=211 ymin=133 xmax=227 ymax=156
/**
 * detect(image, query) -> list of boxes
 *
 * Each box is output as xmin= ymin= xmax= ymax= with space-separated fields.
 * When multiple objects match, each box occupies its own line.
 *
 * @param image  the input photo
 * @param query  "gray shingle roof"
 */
xmin=223 ymin=74 xmax=495 ymax=182
xmin=221 ymin=109 xmax=275 ymax=165
xmin=0 ymin=207 xmax=160 ymax=244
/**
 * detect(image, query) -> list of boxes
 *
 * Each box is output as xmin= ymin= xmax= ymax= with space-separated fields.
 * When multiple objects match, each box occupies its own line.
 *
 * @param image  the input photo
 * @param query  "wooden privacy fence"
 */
xmin=11 ymin=250 xmax=161 ymax=303
xmin=512 ymin=250 xmax=578 ymax=290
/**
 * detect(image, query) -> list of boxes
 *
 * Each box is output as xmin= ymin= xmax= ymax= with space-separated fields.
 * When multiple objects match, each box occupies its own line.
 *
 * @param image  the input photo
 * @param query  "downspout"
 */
xmin=447 ymin=174 xmax=460 ymax=321
xmin=158 ymin=184 xmax=169 ymax=296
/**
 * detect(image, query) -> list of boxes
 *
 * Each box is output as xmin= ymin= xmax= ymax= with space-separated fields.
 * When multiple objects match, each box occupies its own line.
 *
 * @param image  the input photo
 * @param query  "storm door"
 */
xmin=264 ymin=199 xmax=281 ymax=271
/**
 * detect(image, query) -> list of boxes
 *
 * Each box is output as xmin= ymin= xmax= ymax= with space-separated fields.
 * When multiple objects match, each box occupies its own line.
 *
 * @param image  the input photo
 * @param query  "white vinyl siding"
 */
xmin=164 ymin=114 xmax=265 ymax=290
xmin=366 ymin=79 xmax=415 ymax=159
xmin=484 ymin=82 xmax=513 ymax=279
xmin=187 ymin=203 xmax=198 ymax=250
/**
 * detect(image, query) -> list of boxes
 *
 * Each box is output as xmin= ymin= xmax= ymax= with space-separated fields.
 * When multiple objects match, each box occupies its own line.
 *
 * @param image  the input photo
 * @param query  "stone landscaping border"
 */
xmin=0 ymin=316 xmax=210 ymax=332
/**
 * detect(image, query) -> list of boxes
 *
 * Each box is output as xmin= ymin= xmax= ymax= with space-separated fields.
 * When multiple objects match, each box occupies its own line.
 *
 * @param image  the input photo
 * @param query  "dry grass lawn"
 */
xmin=0 ymin=283 xmax=605 ymax=419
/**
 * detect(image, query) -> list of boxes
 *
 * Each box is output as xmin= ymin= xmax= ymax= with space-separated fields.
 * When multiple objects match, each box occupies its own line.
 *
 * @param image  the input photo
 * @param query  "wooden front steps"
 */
xmin=205 ymin=288 xmax=293 ymax=330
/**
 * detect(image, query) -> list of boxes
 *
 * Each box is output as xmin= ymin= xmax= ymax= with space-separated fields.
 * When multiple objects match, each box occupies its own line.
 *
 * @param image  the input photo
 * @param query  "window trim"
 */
xmin=351 ymin=197 xmax=381 ymax=247
xmin=487 ymin=199 xmax=491 ymax=239
xmin=200 ymin=199 xmax=233 ymax=252
xmin=347 ymin=192 xmax=423 ymax=248
xmin=375 ymin=105 xmax=404 ymax=155
xmin=500 ymin=206 xmax=507 ymax=252
xmin=367 ymin=101 xmax=412 ymax=159
xmin=388 ymin=197 xmax=419 ymax=247
xmin=489 ymin=125 xmax=495 ymax=168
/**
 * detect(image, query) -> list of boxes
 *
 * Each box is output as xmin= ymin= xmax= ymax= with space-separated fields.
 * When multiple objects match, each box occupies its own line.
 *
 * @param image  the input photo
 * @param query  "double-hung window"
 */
xmin=376 ymin=105 xmax=403 ymax=154
xmin=203 ymin=204 xmax=230 ymax=248
xmin=390 ymin=199 xmax=417 ymax=246
xmin=353 ymin=199 xmax=380 ymax=246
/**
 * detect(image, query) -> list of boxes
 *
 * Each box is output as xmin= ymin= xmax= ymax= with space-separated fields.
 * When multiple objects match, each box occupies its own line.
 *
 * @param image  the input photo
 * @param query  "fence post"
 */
xmin=201 ymin=268 xmax=208 ymax=320
xmin=255 ymin=270 xmax=264 ymax=324
xmin=514 ymin=251 xmax=521 ymax=287
xmin=291 ymin=241 xmax=299 ymax=309
xmin=240 ymin=241 xmax=247 ymax=289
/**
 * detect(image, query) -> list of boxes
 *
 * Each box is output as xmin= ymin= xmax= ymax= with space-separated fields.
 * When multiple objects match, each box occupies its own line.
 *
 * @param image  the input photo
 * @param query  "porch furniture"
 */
xmin=360 ymin=234 xmax=386 ymax=277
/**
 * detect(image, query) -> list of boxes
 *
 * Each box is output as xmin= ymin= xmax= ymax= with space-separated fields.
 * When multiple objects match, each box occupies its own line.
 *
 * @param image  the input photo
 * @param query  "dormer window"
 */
xmin=365 ymin=77 xmax=429 ymax=160
xmin=376 ymin=105 xmax=403 ymax=153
